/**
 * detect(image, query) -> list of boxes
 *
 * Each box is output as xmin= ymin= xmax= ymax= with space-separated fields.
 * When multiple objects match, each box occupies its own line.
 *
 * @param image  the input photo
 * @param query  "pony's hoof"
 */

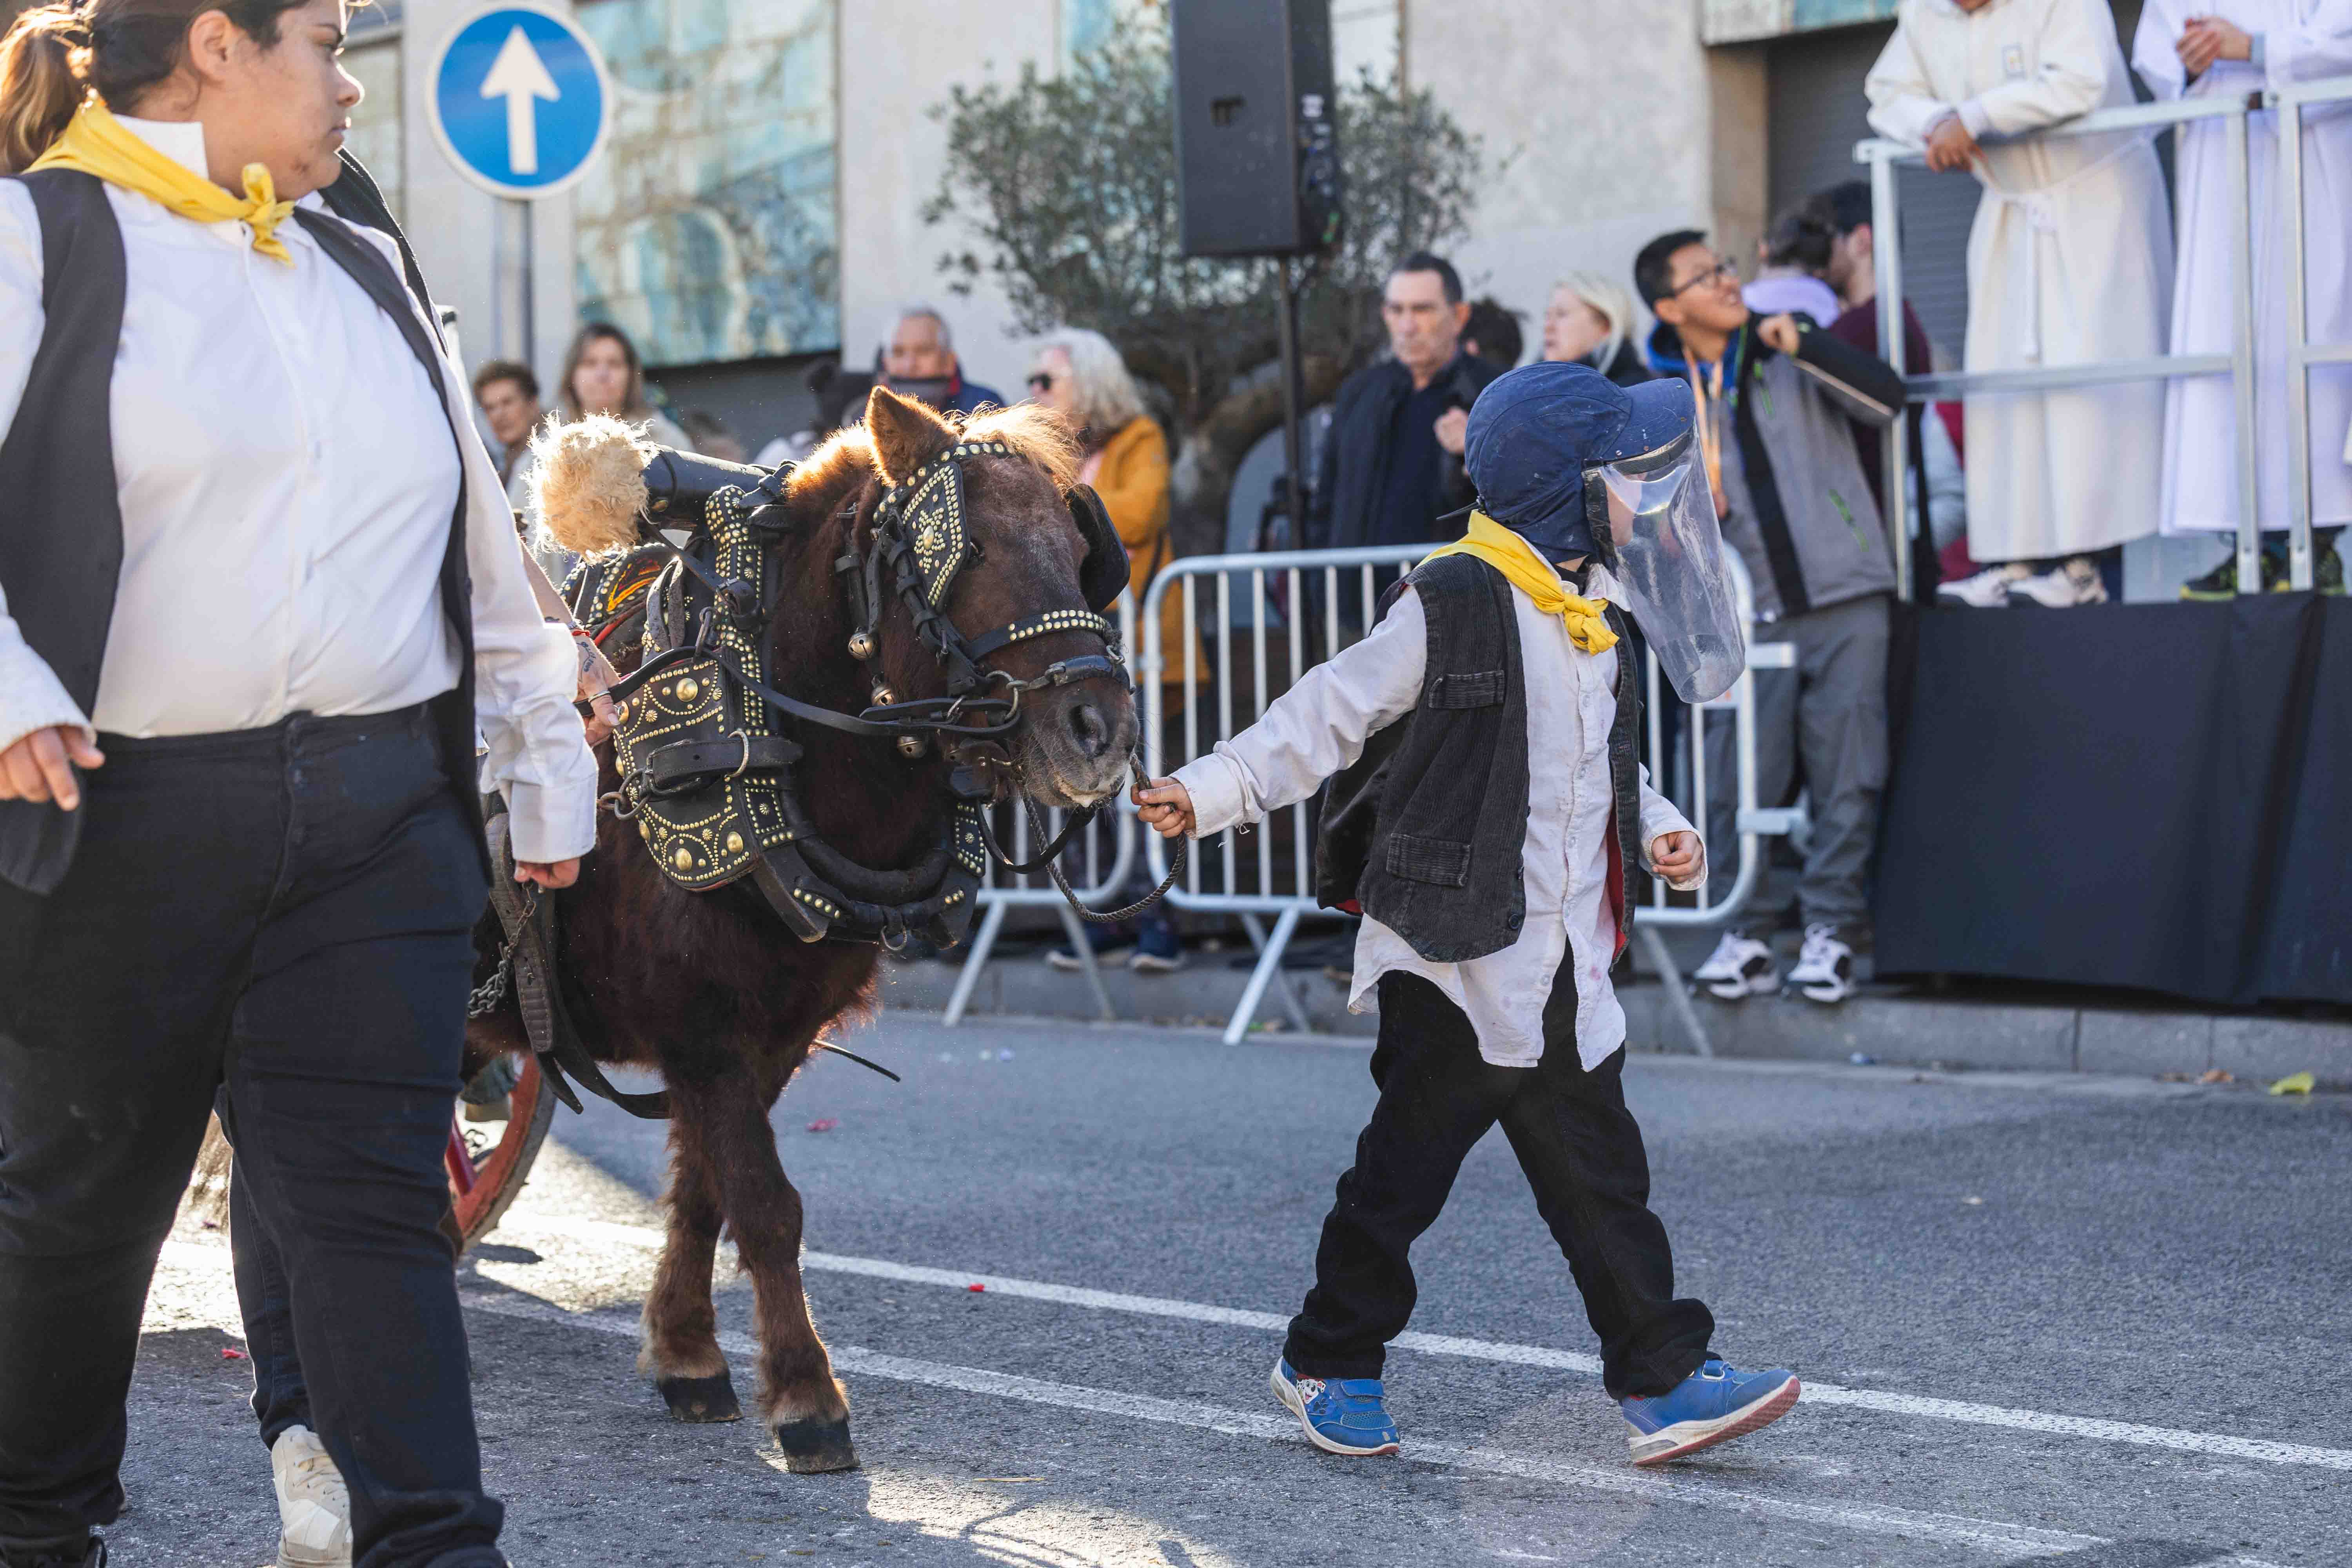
xmin=658 ymin=1372 xmax=743 ymax=1423
xmin=770 ymin=1416 xmax=858 ymax=1473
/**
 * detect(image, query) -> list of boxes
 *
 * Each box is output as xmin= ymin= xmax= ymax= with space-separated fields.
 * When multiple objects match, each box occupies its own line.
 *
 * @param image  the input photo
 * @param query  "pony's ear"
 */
xmin=864 ymin=385 xmax=953 ymax=483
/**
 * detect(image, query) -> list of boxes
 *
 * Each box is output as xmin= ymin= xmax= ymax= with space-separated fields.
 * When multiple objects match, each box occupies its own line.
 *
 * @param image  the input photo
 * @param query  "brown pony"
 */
xmin=478 ymin=387 xmax=1139 ymax=1471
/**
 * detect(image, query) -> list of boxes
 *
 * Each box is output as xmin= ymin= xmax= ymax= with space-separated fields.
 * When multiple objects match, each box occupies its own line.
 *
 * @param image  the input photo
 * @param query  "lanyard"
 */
xmin=1682 ymin=323 xmax=1745 ymax=506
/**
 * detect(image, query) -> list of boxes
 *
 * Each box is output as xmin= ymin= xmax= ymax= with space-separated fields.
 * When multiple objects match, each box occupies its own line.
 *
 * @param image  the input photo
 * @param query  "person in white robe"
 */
xmin=1868 ymin=0 xmax=2175 ymax=608
xmin=2133 ymin=1 xmax=2352 ymax=597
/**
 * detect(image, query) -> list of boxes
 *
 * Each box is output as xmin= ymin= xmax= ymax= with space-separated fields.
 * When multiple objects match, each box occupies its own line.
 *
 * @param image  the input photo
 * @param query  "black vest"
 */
xmin=0 ymin=164 xmax=483 ymax=895
xmin=1314 ymin=554 xmax=1646 ymax=967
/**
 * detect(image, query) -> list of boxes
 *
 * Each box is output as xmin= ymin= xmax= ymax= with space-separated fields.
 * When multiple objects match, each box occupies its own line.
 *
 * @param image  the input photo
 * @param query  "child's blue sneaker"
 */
xmin=1270 ymin=1357 xmax=1400 ymax=1456
xmin=1619 ymin=1358 xmax=1800 ymax=1465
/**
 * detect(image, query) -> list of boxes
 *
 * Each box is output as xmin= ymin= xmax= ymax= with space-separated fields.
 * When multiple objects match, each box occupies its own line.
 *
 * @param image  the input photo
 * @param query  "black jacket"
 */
xmin=1588 ymin=336 xmax=1655 ymax=388
xmin=1313 ymin=556 xmax=1646 ymax=969
xmin=1306 ymin=350 xmax=1500 ymax=552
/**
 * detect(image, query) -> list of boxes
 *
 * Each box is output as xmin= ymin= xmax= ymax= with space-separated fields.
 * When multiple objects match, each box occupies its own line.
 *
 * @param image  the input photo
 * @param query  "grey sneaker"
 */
xmin=1936 ymin=562 xmax=2031 ymax=608
xmin=270 ymin=1425 xmax=352 ymax=1568
xmin=2009 ymin=556 xmax=2107 ymax=608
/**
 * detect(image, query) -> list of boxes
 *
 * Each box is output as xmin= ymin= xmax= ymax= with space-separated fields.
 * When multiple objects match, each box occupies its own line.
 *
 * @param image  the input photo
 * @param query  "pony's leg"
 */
xmin=691 ymin=1066 xmax=855 ymax=1473
xmin=639 ymin=1109 xmax=741 ymax=1422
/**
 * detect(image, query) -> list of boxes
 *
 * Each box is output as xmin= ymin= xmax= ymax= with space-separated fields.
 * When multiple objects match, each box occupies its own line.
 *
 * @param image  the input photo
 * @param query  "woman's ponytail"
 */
xmin=0 ymin=4 xmax=89 ymax=176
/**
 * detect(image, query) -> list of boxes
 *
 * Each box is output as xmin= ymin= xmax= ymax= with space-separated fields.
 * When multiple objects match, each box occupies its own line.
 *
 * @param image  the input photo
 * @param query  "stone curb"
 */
xmin=877 ymin=956 xmax=2352 ymax=1086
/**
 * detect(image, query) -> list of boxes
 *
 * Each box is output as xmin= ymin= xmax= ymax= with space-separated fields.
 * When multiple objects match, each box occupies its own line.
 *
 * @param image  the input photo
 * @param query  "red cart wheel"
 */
xmin=445 ymin=1052 xmax=557 ymax=1254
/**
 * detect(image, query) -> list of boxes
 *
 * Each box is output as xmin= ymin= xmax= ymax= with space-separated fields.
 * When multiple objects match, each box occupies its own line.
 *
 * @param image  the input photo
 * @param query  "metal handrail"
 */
xmin=1855 ymin=73 xmax=2352 ymax=597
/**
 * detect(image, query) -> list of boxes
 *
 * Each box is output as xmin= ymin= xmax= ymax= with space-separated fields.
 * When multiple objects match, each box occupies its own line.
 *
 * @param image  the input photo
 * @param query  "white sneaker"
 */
xmin=1936 ymin=562 xmax=2031 ymax=608
xmin=2008 ymin=556 xmax=2109 ymax=608
xmin=1785 ymin=924 xmax=1858 ymax=1004
xmin=1693 ymin=929 xmax=1779 ymax=1000
xmin=270 ymin=1425 xmax=352 ymax=1568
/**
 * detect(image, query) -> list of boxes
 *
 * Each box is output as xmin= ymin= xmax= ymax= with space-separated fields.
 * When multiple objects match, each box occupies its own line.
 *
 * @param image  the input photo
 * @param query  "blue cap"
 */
xmin=1465 ymin=363 xmax=1697 ymax=557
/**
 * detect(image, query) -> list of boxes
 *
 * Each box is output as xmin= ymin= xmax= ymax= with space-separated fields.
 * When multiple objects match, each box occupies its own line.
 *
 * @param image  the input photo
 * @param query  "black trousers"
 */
xmin=0 ymin=707 xmax=504 ymax=1566
xmin=219 ymin=1089 xmax=317 ymax=1453
xmin=1283 ymin=967 xmax=1715 ymax=1398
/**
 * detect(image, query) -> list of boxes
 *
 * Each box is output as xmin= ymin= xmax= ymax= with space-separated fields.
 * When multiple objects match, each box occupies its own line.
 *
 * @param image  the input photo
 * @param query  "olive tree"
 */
xmin=924 ymin=28 xmax=1482 ymax=552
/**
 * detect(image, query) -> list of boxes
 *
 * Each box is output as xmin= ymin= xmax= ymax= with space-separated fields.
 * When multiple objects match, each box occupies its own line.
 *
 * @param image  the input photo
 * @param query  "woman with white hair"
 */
xmin=1027 ymin=327 xmax=1197 ymax=973
xmin=1542 ymin=272 xmax=1654 ymax=387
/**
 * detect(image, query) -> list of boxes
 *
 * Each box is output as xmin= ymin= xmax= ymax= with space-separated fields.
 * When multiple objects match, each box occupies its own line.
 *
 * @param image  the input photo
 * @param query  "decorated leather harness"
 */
xmin=574 ymin=438 xmax=1171 ymax=955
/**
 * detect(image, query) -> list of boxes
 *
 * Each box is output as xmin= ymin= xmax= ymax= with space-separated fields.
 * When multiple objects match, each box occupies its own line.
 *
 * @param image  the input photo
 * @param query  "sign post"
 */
xmin=430 ymin=4 xmax=611 ymax=374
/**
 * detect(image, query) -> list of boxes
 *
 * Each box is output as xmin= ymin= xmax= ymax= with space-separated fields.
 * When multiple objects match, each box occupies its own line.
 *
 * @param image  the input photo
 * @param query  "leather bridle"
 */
xmin=835 ymin=437 xmax=1132 ymax=740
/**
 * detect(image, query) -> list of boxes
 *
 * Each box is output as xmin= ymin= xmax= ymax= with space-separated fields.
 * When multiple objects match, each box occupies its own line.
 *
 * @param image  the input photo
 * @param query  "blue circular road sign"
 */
xmin=430 ymin=5 xmax=611 ymax=199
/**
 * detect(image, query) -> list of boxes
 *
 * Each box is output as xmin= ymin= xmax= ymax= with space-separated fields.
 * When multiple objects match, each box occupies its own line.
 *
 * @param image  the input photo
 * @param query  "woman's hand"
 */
xmin=0 ymin=726 xmax=104 ymax=811
xmin=2177 ymin=15 xmax=2253 ymax=77
xmin=1132 ymin=777 xmax=1195 ymax=840
xmin=517 ymin=858 xmax=581 ymax=890
xmin=1924 ymin=111 xmax=1982 ymax=174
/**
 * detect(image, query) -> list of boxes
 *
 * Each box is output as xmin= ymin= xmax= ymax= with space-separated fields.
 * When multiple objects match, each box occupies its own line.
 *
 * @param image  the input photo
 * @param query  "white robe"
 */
xmin=2132 ymin=0 xmax=2352 ymax=535
xmin=1868 ymin=0 xmax=2175 ymax=562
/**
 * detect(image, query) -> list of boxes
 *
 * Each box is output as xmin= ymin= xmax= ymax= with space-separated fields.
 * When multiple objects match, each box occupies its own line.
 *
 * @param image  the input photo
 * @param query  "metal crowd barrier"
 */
xmin=940 ymin=593 xmax=1139 ymax=1026
xmin=1856 ymin=74 xmax=2352 ymax=597
xmin=1083 ymin=542 xmax=1791 ymax=1049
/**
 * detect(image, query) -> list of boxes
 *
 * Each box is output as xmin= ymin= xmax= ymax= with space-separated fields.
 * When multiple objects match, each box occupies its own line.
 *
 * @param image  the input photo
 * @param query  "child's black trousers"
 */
xmin=1283 ymin=963 xmax=1716 ymax=1399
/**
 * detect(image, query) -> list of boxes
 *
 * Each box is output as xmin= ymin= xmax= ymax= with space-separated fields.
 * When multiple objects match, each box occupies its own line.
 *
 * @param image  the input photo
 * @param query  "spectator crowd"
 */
xmin=469 ymin=0 xmax=2349 ymax=1004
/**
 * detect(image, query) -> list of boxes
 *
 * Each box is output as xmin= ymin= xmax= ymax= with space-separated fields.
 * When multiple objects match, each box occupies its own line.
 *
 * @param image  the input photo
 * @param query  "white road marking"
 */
xmin=504 ymin=1216 xmax=2352 ymax=1473
xmin=456 ymin=1290 xmax=2104 ymax=1561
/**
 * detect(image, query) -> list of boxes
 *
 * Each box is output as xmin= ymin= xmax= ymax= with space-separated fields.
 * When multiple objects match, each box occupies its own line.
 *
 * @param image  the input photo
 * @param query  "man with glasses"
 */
xmin=1633 ymin=230 xmax=1907 ymax=1007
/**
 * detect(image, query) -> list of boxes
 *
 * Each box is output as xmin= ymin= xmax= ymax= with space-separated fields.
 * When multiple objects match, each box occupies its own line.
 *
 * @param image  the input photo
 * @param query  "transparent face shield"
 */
xmin=1583 ymin=429 xmax=1746 ymax=704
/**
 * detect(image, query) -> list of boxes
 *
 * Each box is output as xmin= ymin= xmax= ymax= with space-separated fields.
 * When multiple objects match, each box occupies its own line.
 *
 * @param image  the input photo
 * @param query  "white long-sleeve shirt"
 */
xmin=0 ymin=117 xmax=596 ymax=862
xmin=1173 ymin=566 xmax=1700 ymax=1071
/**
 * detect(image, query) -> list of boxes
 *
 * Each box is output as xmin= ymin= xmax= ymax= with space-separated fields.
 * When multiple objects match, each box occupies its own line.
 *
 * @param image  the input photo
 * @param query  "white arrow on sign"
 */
xmin=480 ymin=24 xmax=560 ymax=176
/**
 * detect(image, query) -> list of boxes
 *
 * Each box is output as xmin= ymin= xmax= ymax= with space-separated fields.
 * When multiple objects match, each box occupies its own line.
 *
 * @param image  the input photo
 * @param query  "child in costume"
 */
xmin=1134 ymin=361 xmax=1798 ymax=1465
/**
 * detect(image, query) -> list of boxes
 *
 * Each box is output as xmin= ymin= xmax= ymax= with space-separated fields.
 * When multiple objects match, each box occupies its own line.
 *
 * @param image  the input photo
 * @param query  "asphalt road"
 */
xmin=128 ymin=1013 xmax=2350 ymax=1568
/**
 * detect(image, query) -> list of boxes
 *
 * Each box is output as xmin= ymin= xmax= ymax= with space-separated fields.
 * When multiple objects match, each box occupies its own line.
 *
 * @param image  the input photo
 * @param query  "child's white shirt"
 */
xmin=1174 ymin=564 xmax=1700 ymax=1069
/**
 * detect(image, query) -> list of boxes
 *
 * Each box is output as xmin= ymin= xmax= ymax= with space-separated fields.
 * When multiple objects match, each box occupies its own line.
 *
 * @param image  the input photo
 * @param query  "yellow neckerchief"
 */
xmin=1423 ymin=512 xmax=1619 ymax=655
xmin=29 ymin=96 xmax=296 ymax=266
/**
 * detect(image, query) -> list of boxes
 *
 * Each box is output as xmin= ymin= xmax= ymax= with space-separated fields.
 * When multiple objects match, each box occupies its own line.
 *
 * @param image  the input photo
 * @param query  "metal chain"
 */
xmin=466 ymin=947 xmax=514 ymax=1019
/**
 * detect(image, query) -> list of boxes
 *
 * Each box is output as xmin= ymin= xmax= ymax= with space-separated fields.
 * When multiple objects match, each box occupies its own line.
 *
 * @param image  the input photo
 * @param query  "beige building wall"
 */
xmin=837 ymin=0 xmax=1060 ymax=403
xmin=387 ymin=0 xmax=1762 ymax=400
xmin=1404 ymin=0 xmax=1762 ymax=351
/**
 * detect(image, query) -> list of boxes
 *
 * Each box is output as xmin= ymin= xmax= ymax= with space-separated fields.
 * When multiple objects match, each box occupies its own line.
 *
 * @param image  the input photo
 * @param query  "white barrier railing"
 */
xmin=1856 ymin=74 xmax=2352 ymax=597
xmin=1096 ymin=543 xmax=1791 ymax=1047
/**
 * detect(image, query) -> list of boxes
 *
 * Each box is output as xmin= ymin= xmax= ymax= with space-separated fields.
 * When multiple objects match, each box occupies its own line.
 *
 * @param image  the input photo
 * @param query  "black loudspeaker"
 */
xmin=1171 ymin=0 xmax=1342 ymax=258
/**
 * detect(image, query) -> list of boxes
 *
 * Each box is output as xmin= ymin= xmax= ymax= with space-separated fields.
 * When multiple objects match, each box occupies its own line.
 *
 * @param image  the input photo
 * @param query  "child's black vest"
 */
xmin=0 ymin=162 xmax=482 ymax=895
xmin=1314 ymin=554 xmax=1646 ymax=967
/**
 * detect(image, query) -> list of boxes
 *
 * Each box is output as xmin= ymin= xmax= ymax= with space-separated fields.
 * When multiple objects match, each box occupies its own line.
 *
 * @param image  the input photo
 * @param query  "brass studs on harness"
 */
xmin=672 ymin=845 xmax=694 ymax=872
xmin=675 ymin=677 xmax=701 ymax=704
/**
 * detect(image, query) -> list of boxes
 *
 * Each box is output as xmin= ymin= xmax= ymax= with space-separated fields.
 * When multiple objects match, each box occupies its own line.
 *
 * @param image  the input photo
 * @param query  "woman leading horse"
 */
xmin=0 ymin=3 xmax=599 ymax=1564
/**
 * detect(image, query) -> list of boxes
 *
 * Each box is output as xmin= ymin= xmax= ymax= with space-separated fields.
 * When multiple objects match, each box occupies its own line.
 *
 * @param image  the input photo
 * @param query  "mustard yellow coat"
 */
xmin=1089 ymin=416 xmax=1202 ymax=686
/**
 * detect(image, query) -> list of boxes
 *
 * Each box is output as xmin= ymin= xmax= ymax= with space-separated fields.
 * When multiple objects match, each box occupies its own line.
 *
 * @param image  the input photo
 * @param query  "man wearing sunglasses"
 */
xmin=1633 ymin=230 xmax=1907 ymax=1008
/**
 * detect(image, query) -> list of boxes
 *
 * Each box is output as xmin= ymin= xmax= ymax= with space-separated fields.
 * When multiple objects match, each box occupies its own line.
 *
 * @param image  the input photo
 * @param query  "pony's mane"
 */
xmin=784 ymin=401 xmax=1083 ymax=519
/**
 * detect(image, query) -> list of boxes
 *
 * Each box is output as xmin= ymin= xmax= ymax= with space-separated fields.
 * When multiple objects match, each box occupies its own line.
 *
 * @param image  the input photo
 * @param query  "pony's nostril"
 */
xmin=1066 ymin=700 xmax=1111 ymax=760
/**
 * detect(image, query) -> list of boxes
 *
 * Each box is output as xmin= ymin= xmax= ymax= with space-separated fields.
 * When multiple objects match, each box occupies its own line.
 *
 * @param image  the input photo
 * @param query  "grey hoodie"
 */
xmin=1646 ymin=316 xmax=1905 ymax=621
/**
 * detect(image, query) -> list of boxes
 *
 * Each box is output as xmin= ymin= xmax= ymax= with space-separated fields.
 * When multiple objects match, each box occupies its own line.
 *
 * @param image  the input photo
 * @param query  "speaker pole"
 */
xmin=1272 ymin=254 xmax=1306 ymax=540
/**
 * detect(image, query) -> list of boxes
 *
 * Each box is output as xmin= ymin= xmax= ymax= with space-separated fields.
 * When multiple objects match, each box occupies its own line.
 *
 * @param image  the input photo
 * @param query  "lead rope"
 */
xmin=1018 ymin=757 xmax=1186 ymax=925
